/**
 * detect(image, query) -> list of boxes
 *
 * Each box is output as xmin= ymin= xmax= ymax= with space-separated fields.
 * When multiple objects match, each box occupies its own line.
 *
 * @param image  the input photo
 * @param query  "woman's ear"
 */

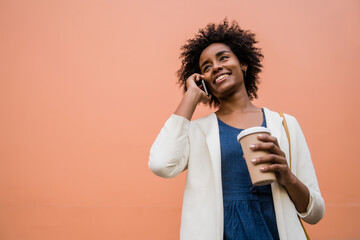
xmin=240 ymin=63 xmax=248 ymax=72
xmin=241 ymin=63 xmax=248 ymax=77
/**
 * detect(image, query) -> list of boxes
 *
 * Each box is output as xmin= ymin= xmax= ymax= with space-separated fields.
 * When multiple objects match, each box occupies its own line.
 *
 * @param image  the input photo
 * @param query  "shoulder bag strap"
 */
xmin=278 ymin=112 xmax=310 ymax=240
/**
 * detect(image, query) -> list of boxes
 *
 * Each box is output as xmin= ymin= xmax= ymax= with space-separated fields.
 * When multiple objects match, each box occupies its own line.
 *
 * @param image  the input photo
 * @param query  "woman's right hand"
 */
xmin=174 ymin=73 xmax=211 ymax=120
xmin=185 ymin=73 xmax=211 ymax=104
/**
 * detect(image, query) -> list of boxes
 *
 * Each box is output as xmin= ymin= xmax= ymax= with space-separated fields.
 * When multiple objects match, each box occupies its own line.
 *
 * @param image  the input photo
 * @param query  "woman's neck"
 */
xmin=216 ymin=93 xmax=260 ymax=116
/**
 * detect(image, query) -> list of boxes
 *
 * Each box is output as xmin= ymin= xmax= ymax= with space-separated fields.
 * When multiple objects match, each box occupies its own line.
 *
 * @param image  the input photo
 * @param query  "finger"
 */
xmin=190 ymin=74 xmax=198 ymax=82
xmin=196 ymin=74 xmax=206 ymax=79
xmin=251 ymin=154 xmax=287 ymax=165
xmin=194 ymin=75 xmax=204 ymax=86
xmin=187 ymin=74 xmax=201 ymax=88
xmin=188 ymin=73 xmax=200 ymax=80
xmin=257 ymin=134 xmax=279 ymax=147
xmin=195 ymin=74 xmax=200 ymax=81
xmin=194 ymin=74 xmax=206 ymax=82
xmin=249 ymin=142 xmax=285 ymax=157
xmin=259 ymin=163 xmax=289 ymax=173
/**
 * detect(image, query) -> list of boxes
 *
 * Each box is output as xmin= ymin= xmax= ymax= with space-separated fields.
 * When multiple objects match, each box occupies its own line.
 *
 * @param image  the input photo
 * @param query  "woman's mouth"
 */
xmin=214 ymin=73 xmax=230 ymax=84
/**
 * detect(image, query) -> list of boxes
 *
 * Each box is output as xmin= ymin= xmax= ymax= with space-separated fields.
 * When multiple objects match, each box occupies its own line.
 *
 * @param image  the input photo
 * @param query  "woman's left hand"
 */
xmin=250 ymin=134 xmax=296 ymax=187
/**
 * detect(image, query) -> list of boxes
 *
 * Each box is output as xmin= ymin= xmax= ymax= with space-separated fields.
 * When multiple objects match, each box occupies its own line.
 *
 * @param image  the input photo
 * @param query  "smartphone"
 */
xmin=196 ymin=79 xmax=209 ymax=96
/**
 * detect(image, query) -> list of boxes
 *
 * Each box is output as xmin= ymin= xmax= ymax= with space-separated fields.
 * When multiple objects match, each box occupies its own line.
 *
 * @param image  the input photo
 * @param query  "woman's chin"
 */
xmin=214 ymin=83 xmax=238 ymax=95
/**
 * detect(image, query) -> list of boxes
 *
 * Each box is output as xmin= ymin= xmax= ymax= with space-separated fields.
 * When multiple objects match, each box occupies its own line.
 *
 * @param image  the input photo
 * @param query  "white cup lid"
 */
xmin=237 ymin=126 xmax=271 ymax=142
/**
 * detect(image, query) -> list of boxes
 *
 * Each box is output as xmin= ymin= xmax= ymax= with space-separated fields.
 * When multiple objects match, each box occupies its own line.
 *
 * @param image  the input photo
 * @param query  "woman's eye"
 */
xmin=203 ymin=65 xmax=210 ymax=72
xmin=220 ymin=56 xmax=229 ymax=61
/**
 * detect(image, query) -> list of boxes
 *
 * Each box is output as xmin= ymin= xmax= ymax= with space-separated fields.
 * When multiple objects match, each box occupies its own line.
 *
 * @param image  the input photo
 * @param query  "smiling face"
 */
xmin=199 ymin=43 xmax=247 ymax=101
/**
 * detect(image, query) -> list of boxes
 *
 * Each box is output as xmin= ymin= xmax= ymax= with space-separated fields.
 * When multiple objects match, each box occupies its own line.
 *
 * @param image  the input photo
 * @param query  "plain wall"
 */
xmin=1 ymin=0 xmax=359 ymax=239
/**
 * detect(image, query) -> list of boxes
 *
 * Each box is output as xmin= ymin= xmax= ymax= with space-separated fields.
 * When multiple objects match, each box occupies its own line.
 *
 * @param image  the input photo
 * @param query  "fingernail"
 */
xmin=260 ymin=167 xmax=265 ymax=171
xmin=251 ymin=159 xmax=256 ymax=164
xmin=258 ymin=134 xmax=263 ymax=137
xmin=249 ymin=145 xmax=255 ymax=149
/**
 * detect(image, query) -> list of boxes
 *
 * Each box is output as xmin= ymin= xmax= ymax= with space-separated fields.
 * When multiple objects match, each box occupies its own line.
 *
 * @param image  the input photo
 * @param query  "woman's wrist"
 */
xmin=283 ymin=172 xmax=310 ymax=213
xmin=282 ymin=171 xmax=298 ymax=188
xmin=184 ymin=88 xmax=202 ymax=103
xmin=174 ymin=88 xmax=202 ymax=120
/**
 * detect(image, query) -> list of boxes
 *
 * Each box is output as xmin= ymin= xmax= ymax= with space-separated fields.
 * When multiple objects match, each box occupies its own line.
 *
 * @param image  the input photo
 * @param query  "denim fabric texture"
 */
xmin=218 ymin=109 xmax=280 ymax=240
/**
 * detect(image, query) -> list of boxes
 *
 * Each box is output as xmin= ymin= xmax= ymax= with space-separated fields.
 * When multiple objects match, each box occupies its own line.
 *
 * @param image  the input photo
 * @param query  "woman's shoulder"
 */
xmin=263 ymin=107 xmax=305 ymax=138
xmin=192 ymin=112 xmax=217 ymax=124
xmin=190 ymin=112 xmax=218 ymax=132
xmin=263 ymin=107 xmax=297 ymax=122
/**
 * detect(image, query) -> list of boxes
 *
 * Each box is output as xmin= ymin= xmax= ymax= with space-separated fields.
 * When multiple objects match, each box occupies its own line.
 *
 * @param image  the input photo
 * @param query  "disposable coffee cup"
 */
xmin=237 ymin=127 xmax=276 ymax=186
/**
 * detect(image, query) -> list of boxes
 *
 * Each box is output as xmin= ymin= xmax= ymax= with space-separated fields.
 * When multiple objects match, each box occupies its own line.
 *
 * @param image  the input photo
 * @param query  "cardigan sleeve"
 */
xmin=287 ymin=115 xmax=325 ymax=224
xmin=149 ymin=114 xmax=190 ymax=178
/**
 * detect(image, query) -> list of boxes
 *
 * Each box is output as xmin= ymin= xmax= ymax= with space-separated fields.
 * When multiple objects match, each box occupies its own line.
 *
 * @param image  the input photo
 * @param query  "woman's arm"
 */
xmin=149 ymin=74 xmax=210 ymax=178
xmin=149 ymin=114 xmax=191 ymax=178
xmin=251 ymin=116 xmax=325 ymax=224
xmin=289 ymin=116 xmax=325 ymax=224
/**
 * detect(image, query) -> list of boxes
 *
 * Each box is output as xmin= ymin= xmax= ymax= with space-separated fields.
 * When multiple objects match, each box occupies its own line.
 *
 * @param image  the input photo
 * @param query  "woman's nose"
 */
xmin=212 ymin=62 xmax=223 ymax=72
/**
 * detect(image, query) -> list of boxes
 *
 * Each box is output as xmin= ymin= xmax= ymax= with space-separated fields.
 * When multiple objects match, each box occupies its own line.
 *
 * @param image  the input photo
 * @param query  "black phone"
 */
xmin=196 ymin=79 xmax=209 ymax=96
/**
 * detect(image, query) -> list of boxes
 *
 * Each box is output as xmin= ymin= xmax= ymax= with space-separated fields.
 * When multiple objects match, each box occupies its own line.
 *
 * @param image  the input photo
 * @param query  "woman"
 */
xmin=149 ymin=20 xmax=324 ymax=240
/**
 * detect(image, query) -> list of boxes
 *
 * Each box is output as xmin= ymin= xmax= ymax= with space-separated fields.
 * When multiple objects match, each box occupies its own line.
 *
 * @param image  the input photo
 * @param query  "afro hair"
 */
xmin=177 ymin=19 xmax=264 ymax=107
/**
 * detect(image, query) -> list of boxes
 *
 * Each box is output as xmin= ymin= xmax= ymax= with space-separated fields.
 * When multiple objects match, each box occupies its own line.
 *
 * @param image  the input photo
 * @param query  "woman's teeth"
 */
xmin=215 ymin=74 xmax=229 ymax=83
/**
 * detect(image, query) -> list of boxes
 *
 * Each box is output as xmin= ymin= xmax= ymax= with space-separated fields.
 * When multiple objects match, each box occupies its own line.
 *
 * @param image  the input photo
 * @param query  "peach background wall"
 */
xmin=1 ymin=0 xmax=359 ymax=239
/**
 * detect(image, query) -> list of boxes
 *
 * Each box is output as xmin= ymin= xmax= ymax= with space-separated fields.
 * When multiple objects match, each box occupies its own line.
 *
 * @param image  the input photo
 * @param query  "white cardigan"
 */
xmin=149 ymin=108 xmax=325 ymax=240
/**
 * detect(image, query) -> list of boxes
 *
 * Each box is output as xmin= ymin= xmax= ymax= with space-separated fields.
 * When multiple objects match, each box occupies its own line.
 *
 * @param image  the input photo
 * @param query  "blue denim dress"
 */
xmin=218 ymin=109 xmax=280 ymax=240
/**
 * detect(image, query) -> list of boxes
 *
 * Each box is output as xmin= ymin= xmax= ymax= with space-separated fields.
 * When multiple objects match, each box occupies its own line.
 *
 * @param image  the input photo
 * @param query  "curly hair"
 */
xmin=177 ymin=19 xmax=264 ymax=107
